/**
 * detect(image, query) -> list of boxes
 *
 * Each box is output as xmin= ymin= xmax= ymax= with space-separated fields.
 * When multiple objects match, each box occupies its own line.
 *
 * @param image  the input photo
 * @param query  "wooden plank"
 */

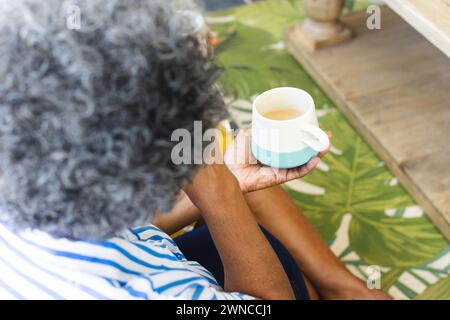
xmin=384 ymin=0 xmax=450 ymax=58
xmin=285 ymin=5 xmax=450 ymax=240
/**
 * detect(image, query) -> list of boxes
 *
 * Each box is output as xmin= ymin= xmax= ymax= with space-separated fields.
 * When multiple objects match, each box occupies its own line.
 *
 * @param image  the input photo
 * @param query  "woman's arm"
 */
xmin=184 ymin=163 xmax=295 ymax=300
xmin=152 ymin=192 xmax=201 ymax=235
xmin=153 ymin=128 xmax=327 ymax=234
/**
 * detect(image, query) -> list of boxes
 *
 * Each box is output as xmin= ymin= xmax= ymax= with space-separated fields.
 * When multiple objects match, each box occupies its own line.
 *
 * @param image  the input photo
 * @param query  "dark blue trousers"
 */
xmin=174 ymin=225 xmax=310 ymax=300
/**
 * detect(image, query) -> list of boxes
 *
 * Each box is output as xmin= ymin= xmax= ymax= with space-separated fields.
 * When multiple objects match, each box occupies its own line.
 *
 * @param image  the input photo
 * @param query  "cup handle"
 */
xmin=299 ymin=124 xmax=329 ymax=152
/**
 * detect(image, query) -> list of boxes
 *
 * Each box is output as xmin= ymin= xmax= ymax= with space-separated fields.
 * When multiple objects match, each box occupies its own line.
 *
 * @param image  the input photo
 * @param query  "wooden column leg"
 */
xmin=286 ymin=0 xmax=352 ymax=51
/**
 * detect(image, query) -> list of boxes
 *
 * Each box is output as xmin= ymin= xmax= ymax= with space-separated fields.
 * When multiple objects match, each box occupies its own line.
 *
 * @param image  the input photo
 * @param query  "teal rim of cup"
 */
xmin=251 ymin=140 xmax=318 ymax=169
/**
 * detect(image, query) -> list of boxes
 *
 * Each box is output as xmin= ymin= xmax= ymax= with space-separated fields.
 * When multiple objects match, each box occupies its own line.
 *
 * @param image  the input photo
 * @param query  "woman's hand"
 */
xmin=224 ymin=127 xmax=330 ymax=193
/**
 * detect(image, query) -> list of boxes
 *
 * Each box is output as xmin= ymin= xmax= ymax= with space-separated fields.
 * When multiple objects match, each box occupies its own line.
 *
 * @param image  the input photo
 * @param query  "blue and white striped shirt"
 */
xmin=0 ymin=223 xmax=254 ymax=300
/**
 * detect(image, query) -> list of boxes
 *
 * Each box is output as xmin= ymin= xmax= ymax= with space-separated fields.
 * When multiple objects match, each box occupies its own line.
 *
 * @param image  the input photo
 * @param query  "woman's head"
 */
xmin=0 ymin=0 xmax=227 ymax=239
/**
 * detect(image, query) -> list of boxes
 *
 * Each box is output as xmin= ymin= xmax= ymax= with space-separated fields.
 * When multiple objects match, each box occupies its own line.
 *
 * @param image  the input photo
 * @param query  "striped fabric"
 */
xmin=0 ymin=223 xmax=254 ymax=300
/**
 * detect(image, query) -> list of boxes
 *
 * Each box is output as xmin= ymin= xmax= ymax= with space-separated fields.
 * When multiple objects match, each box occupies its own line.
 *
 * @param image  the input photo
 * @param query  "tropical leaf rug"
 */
xmin=209 ymin=0 xmax=450 ymax=299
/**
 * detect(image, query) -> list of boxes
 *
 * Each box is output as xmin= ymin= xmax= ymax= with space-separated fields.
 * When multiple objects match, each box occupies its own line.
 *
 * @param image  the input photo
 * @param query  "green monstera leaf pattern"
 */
xmin=210 ymin=0 xmax=450 ymax=299
xmin=416 ymin=272 xmax=450 ymax=300
xmin=288 ymin=110 xmax=446 ymax=268
xmin=214 ymin=23 xmax=314 ymax=100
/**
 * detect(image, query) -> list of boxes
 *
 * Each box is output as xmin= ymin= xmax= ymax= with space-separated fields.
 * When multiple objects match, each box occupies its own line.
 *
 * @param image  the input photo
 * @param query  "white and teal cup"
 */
xmin=251 ymin=87 xmax=329 ymax=169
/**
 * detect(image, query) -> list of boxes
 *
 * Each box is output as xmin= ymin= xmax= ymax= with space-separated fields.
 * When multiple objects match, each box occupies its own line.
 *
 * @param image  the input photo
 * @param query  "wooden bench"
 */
xmin=285 ymin=0 xmax=450 ymax=240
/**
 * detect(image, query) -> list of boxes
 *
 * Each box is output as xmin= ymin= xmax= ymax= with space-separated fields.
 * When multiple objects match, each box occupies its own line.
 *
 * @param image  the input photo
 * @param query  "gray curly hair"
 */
xmin=0 ymin=0 xmax=227 ymax=240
